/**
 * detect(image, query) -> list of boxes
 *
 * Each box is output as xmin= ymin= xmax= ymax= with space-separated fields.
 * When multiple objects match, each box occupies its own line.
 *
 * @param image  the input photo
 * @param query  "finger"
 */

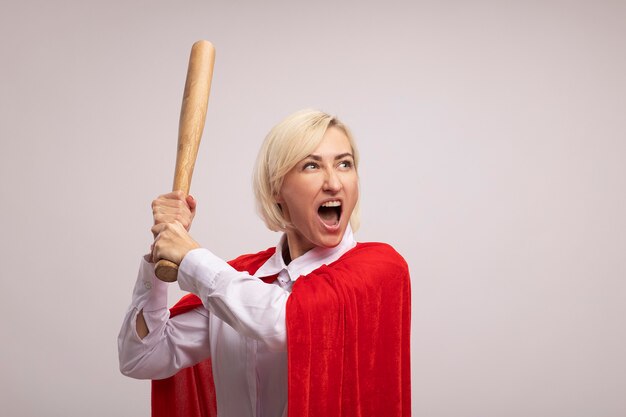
xmin=152 ymin=244 xmax=161 ymax=263
xmin=153 ymin=213 xmax=191 ymax=230
xmin=170 ymin=190 xmax=187 ymax=200
xmin=152 ymin=204 xmax=192 ymax=227
xmin=153 ymin=221 xmax=183 ymax=236
xmin=169 ymin=220 xmax=185 ymax=232
xmin=156 ymin=190 xmax=186 ymax=201
xmin=151 ymin=238 xmax=159 ymax=261
xmin=151 ymin=232 xmax=170 ymax=263
xmin=151 ymin=223 xmax=168 ymax=237
xmin=152 ymin=198 xmax=189 ymax=213
xmin=152 ymin=191 xmax=188 ymax=215
xmin=153 ymin=211 xmax=186 ymax=223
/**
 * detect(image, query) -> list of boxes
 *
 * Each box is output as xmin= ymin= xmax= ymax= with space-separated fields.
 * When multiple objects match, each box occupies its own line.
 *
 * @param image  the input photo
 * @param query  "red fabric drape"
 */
xmin=152 ymin=243 xmax=411 ymax=417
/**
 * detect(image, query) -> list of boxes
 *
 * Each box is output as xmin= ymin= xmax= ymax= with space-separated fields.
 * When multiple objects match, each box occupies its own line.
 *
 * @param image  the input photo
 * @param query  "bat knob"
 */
xmin=154 ymin=259 xmax=180 ymax=282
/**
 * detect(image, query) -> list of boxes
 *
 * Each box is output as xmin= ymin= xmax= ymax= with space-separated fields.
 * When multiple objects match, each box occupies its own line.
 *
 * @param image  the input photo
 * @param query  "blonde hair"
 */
xmin=253 ymin=109 xmax=360 ymax=232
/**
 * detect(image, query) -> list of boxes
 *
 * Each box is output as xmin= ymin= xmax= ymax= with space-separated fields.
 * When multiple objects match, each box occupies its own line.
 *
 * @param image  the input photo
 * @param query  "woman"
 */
xmin=118 ymin=109 xmax=411 ymax=417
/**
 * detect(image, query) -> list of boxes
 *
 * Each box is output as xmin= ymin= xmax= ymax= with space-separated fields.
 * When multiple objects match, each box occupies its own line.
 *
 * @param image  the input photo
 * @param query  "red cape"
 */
xmin=152 ymin=242 xmax=411 ymax=417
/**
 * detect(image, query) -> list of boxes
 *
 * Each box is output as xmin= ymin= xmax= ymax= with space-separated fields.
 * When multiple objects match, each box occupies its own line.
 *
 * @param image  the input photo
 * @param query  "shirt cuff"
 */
xmin=131 ymin=255 xmax=169 ymax=312
xmin=177 ymin=248 xmax=234 ymax=296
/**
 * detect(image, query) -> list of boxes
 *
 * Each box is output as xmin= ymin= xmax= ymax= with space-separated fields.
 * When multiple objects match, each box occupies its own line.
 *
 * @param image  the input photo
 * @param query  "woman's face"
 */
xmin=277 ymin=127 xmax=359 ymax=257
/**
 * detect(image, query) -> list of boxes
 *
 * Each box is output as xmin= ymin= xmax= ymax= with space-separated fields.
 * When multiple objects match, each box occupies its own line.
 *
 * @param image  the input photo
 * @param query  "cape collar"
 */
xmin=254 ymin=225 xmax=356 ymax=283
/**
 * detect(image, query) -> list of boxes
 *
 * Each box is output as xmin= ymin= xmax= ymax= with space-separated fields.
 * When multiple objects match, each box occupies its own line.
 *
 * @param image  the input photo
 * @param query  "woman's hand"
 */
xmin=149 ymin=191 xmax=198 ymax=263
xmin=151 ymin=221 xmax=201 ymax=265
xmin=151 ymin=191 xmax=197 ymax=237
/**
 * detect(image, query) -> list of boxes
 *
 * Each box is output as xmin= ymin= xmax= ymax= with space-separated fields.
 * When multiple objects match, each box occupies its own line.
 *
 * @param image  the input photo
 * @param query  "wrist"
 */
xmin=181 ymin=242 xmax=201 ymax=264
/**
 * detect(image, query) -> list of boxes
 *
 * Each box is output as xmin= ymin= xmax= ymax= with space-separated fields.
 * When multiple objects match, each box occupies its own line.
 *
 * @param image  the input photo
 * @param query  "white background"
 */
xmin=1 ymin=1 xmax=625 ymax=416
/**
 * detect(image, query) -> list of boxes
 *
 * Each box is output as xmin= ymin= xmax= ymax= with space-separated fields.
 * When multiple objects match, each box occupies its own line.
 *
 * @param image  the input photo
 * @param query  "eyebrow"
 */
xmin=305 ymin=153 xmax=354 ymax=161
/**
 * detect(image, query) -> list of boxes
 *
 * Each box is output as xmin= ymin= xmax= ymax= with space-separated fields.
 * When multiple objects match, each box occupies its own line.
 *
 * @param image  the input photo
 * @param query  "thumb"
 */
xmin=186 ymin=194 xmax=197 ymax=212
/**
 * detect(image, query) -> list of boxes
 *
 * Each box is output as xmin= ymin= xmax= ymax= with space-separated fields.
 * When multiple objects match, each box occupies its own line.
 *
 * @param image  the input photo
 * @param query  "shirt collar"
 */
xmin=254 ymin=225 xmax=357 ymax=282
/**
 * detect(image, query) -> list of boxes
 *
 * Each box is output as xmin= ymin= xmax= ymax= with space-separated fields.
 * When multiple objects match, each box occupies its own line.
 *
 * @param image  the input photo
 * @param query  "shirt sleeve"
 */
xmin=117 ymin=255 xmax=212 ymax=380
xmin=178 ymin=248 xmax=288 ymax=352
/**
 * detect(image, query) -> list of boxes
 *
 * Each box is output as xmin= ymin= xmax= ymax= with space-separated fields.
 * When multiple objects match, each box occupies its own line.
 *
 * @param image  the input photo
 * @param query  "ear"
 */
xmin=274 ymin=192 xmax=284 ymax=204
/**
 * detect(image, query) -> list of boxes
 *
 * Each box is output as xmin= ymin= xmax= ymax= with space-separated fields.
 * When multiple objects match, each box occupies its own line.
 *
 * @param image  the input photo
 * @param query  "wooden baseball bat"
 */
xmin=154 ymin=40 xmax=215 ymax=282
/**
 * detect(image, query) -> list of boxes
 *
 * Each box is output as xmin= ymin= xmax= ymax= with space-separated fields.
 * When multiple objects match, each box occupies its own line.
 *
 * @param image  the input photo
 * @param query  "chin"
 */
xmin=318 ymin=238 xmax=341 ymax=249
xmin=316 ymin=226 xmax=347 ymax=248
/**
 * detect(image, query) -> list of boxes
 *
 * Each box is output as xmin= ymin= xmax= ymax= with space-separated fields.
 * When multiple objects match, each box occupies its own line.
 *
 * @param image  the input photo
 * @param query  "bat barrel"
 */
xmin=155 ymin=41 xmax=215 ymax=282
xmin=173 ymin=40 xmax=216 ymax=192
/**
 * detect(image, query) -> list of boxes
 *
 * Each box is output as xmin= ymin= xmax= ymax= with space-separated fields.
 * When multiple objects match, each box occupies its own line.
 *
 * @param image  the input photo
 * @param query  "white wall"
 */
xmin=1 ymin=1 xmax=624 ymax=416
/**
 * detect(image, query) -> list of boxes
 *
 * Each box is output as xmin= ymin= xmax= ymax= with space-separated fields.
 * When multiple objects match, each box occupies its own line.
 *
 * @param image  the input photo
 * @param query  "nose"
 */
xmin=323 ymin=168 xmax=342 ymax=193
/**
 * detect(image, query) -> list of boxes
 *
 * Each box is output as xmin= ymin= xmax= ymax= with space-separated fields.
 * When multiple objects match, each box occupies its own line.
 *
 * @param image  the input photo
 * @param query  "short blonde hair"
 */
xmin=253 ymin=109 xmax=360 ymax=232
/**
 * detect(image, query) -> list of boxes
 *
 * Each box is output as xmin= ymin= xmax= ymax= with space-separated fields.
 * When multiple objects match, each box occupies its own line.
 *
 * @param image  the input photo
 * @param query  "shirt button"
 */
xmin=144 ymin=281 xmax=153 ymax=290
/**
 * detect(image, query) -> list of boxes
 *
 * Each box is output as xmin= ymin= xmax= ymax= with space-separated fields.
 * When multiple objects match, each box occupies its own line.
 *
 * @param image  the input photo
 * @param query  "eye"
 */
xmin=303 ymin=162 xmax=318 ymax=170
xmin=338 ymin=160 xmax=353 ymax=169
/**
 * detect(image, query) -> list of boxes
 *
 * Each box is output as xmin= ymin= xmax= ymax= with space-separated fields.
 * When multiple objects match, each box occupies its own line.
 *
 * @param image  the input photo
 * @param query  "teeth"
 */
xmin=321 ymin=201 xmax=341 ymax=207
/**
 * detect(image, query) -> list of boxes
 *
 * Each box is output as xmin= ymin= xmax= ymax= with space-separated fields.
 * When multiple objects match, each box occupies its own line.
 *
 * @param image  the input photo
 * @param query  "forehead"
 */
xmin=310 ymin=127 xmax=352 ymax=156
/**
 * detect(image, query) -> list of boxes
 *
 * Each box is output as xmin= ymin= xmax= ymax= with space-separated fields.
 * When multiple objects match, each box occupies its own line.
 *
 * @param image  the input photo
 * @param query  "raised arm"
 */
xmin=118 ymin=257 xmax=212 ymax=380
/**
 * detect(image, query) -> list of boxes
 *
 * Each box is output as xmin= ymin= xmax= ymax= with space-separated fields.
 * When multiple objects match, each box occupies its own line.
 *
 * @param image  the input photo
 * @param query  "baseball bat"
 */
xmin=154 ymin=40 xmax=215 ymax=282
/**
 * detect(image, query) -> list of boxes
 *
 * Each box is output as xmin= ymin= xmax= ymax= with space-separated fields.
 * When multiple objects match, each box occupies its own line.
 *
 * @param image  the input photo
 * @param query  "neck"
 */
xmin=282 ymin=230 xmax=314 ymax=265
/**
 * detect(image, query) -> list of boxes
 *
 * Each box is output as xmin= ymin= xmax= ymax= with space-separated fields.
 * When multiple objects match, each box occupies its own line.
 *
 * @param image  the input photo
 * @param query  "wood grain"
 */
xmin=155 ymin=40 xmax=215 ymax=282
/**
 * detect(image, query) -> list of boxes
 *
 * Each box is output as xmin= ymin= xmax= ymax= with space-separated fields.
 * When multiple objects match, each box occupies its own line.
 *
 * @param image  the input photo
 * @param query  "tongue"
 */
xmin=318 ymin=206 xmax=339 ymax=226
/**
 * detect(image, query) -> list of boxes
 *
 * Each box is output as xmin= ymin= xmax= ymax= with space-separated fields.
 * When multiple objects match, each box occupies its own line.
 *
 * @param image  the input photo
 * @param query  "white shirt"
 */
xmin=118 ymin=227 xmax=356 ymax=417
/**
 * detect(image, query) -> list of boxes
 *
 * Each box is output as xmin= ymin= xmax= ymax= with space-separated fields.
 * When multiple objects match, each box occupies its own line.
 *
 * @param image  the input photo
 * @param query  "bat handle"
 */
xmin=155 ymin=259 xmax=180 ymax=283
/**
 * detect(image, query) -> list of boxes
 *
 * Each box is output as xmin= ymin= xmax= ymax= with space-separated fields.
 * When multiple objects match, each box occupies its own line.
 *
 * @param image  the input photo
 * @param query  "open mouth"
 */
xmin=318 ymin=200 xmax=342 ymax=227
